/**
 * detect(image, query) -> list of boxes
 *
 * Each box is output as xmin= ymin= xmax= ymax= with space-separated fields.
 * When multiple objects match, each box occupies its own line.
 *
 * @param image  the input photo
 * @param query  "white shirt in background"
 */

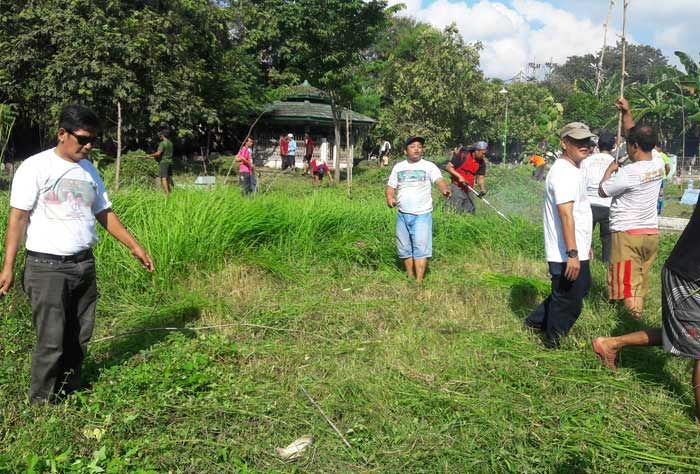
xmin=602 ymin=155 xmax=665 ymax=232
xmin=387 ymin=159 xmax=443 ymax=215
xmin=580 ymin=151 xmax=614 ymax=208
xmin=10 ymin=148 xmax=112 ymax=255
xmin=543 ymin=159 xmax=593 ymax=262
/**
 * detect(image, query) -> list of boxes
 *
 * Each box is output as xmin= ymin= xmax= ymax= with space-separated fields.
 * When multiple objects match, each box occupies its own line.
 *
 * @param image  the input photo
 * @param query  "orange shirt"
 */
xmin=529 ymin=155 xmax=545 ymax=167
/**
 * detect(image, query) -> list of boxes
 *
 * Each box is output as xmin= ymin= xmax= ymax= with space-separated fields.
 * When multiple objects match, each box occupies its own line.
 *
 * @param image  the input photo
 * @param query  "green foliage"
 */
xmin=0 ymin=103 xmax=15 ymax=164
xmin=96 ymin=150 xmax=158 ymax=189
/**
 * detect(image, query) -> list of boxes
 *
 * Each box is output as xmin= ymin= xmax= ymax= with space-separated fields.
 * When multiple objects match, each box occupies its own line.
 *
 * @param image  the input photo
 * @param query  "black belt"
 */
xmin=26 ymin=249 xmax=94 ymax=263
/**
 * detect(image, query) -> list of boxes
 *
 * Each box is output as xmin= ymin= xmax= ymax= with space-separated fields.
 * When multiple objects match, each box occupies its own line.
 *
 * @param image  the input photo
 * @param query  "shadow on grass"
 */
xmin=609 ymin=307 xmax=693 ymax=412
xmin=509 ymin=281 xmax=542 ymax=318
xmin=82 ymin=304 xmax=202 ymax=389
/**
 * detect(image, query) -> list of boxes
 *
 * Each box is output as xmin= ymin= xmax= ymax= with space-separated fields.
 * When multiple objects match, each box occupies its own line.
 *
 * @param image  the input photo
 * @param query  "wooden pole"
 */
xmin=615 ymin=0 xmax=629 ymax=162
xmin=346 ymin=112 xmax=352 ymax=193
xmin=595 ymin=0 xmax=616 ymax=97
xmin=115 ymin=101 xmax=122 ymax=191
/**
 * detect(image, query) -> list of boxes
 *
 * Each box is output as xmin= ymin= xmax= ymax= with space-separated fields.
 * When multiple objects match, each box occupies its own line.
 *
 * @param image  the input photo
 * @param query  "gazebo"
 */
xmin=253 ymin=80 xmax=376 ymax=169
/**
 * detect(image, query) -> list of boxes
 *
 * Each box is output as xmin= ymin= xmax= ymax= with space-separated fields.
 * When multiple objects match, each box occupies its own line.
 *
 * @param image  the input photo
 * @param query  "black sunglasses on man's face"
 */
xmin=66 ymin=129 xmax=98 ymax=146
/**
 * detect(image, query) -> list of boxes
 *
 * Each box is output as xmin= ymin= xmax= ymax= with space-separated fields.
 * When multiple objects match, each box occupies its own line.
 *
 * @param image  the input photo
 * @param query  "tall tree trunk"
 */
xmin=330 ymin=94 xmax=342 ymax=183
xmin=346 ymin=112 xmax=352 ymax=193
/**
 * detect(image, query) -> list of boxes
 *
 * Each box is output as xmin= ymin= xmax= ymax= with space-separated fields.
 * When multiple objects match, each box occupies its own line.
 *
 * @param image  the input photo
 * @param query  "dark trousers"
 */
xmin=525 ymin=260 xmax=591 ymax=346
xmin=591 ymin=205 xmax=611 ymax=263
xmin=23 ymin=255 xmax=98 ymax=402
xmin=239 ymin=172 xmax=253 ymax=194
xmin=447 ymin=184 xmax=476 ymax=214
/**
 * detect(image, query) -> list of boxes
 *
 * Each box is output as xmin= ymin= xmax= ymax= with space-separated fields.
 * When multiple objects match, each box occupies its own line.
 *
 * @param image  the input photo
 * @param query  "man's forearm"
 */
xmin=560 ymin=212 xmax=577 ymax=250
xmin=436 ymin=179 xmax=450 ymax=195
xmin=477 ymin=175 xmax=486 ymax=192
xmin=622 ymin=110 xmax=635 ymax=135
xmin=2 ymin=209 xmax=29 ymax=271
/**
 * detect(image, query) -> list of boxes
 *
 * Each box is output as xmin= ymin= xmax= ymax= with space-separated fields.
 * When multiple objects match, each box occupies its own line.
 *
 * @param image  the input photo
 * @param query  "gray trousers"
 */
xmin=239 ymin=172 xmax=253 ymax=194
xmin=23 ymin=255 xmax=97 ymax=402
xmin=447 ymin=183 xmax=476 ymax=214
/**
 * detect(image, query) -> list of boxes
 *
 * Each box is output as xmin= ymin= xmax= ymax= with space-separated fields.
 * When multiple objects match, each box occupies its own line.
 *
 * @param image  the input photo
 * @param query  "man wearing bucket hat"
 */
xmin=385 ymin=136 xmax=451 ymax=283
xmin=446 ymin=141 xmax=488 ymax=214
xmin=525 ymin=122 xmax=595 ymax=346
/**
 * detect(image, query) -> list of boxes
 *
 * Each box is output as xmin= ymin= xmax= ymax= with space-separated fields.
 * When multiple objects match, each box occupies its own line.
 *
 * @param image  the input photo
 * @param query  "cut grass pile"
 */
xmin=1 ymin=164 xmax=699 ymax=472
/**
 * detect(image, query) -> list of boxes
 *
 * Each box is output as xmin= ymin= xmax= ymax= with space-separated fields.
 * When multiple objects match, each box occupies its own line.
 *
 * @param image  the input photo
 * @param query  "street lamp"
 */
xmin=499 ymin=87 xmax=509 ymax=165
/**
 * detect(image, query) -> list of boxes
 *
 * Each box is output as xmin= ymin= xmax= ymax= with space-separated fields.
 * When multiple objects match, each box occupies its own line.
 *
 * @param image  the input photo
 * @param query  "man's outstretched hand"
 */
xmin=132 ymin=246 xmax=155 ymax=272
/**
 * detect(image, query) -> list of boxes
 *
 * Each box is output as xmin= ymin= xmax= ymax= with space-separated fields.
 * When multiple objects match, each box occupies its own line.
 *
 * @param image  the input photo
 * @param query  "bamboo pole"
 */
xmin=595 ymin=0 xmax=616 ymax=97
xmin=115 ymin=101 xmax=122 ymax=191
xmin=615 ymin=0 xmax=629 ymax=162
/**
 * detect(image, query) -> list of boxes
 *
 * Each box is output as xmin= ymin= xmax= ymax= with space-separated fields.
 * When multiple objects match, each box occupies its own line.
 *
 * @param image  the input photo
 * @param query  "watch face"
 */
xmin=567 ymin=250 xmax=578 ymax=258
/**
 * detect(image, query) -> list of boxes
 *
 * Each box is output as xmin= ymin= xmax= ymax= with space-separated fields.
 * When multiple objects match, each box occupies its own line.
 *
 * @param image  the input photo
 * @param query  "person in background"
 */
xmin=654 ymin=144 xmax=671 ymax=215
xmin=445 ymin=141 xmax=488 ymax=214
xmin=303 ymin=133 xmax=314 ymax=176
xmin=310 ymin=157 xmax=334 ymax=186
xmin=599 ymin=98 xmax=665 ymax=319
xmin=385 ymin=136 xmax=451 ymax=283
xmin=529 ymin=154 xmax=547 ymax=181
xmin=286 ymin=133 xmax=297 ymax=172
xmin=379 ymin=140 xmax=392 ymax=167
xmin=580 ymin=131 xmax=616 ymax=263
xmin=0 ymin=104 xmax=154 ymax=404
xmin=236 ymin=137 xmax=255 ymax=195
xmin=524 ymin=122 xmax=594 ymax=346
xmin=279 ymin=134 xmax=289 ymax=171
xmin=146 ymin=129 xmax=174 ymax=194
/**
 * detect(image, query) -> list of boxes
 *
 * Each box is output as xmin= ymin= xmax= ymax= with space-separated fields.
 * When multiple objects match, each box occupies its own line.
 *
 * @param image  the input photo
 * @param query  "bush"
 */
xmin=97 ymin=149 xmax=158 ymax=188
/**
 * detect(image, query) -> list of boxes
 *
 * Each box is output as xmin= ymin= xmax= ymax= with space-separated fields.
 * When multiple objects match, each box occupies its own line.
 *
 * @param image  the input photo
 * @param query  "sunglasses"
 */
xmin=66 ymin=129 xmax=98 ymax=146
xmin=566 ymin=138 xmax=594 ymax=149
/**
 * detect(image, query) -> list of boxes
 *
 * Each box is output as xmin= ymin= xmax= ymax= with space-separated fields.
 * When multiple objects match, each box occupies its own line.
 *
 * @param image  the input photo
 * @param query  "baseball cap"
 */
xmin=287 ymin=133 xmax=294 ymax=138
xmin=474 ymin=141 xmax=488 ymax=150
xmin=560 ymin=122 xmax=596 ymax=140
xmin=404 ymin=136 xmax=425 ymax=148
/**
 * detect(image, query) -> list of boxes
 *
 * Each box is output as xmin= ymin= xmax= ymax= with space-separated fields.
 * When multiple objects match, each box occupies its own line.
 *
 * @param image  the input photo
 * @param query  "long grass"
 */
xmin=1 ymin=164 xmax=698 ymax=473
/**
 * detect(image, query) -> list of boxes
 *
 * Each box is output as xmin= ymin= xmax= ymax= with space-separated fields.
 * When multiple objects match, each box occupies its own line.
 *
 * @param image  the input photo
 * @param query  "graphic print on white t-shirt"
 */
xmin=42 ymin=176 xmax=98 ymax=221
xmin=387 ymin=159 xmax=443 ymax=215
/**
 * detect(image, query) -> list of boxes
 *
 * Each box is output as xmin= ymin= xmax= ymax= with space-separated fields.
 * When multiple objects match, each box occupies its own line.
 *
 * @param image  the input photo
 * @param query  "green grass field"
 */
xmin=1 ymin=163 xmax=699 ymax=473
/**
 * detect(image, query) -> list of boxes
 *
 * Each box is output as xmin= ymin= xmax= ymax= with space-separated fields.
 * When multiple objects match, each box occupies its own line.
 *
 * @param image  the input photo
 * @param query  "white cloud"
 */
xmin=388 ymin=0 xmax=617 ymax=78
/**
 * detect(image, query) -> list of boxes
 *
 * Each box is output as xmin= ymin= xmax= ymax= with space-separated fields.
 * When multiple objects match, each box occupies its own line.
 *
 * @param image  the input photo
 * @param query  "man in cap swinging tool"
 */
xmin=446 ymin=141 xmax=488 ymax=214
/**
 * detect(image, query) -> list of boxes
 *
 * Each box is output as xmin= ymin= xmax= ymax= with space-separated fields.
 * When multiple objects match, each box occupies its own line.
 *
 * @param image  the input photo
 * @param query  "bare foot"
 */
xmin=592 ymin=337 xmax=618 ymax=371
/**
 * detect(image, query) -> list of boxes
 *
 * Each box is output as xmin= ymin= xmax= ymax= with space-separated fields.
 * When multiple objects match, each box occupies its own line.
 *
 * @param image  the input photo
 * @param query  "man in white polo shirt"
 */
xmin=525 ymin=122 xmax=594 ymax=346
xmin=0 ymin=105 xmax=155 ymax=404
xmin=599 ymin=97 xmax=665 ymax=318
xmin=385 ymin=136 xmax=451 ymax=283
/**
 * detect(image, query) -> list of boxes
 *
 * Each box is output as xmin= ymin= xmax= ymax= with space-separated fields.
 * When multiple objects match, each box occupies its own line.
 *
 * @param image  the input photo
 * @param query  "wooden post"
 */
xmin=615 ymin=0 xmax=629 ymax=162
xmin=346 ymin=112 xmax=352 ymax=192
xmin=115 ymin=101 xmax=122 ymax=191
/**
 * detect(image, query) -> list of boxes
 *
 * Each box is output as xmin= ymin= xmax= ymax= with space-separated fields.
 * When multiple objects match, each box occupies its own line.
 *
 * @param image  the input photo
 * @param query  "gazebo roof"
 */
xmin=262 ymin=80 xmax=376 ymax=128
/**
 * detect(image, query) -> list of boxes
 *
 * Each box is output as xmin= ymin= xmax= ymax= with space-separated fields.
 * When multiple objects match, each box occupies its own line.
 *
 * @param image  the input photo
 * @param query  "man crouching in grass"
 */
xmin=385 ymin=136 xmax=450 ymax=283
xmin=524 ymin=123 xmax=594 ymax=346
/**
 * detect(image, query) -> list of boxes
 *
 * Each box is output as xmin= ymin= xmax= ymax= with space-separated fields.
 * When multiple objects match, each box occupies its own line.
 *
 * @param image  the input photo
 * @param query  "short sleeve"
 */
xmin=450 ymin=154 xmax=462 ymax=168
xmin=551 ymin=169 xmax=578 ymax=205
xmin=477 ymin=160 xmax=487 ymax=176
xmin=82 ymin=163 xmax=112 ymax=214
xmin=428 ymin=163 xmax=443 ymax=183
xmin=387 ymin=165 xmax=399 ymax=188
xmin=10 ymin=161 xmax=40 ymax=211
xmin=601 ymin=168 xmax=629 ymax=197
xmin=157 ymin=141 xmax=165 ymax=153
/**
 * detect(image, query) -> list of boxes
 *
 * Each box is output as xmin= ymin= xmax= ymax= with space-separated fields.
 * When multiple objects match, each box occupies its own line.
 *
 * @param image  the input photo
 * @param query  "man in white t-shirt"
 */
xmin=0 ymin=105 xmax=155 ymax=404
xmin=385 ymin=136 xmax=450 ymax=283
xmin=525 ymin=122 xmax=594 ymax=346
xmin=599 ymin=97 xmax=664 ymax=318
xmin=580 ymin=131 xmax=616 ymax=263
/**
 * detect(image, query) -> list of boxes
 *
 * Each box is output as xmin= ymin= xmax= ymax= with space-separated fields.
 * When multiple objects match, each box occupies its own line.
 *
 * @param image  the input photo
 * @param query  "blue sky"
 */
xmin=391 ymin=0 xmax=699 ymax=79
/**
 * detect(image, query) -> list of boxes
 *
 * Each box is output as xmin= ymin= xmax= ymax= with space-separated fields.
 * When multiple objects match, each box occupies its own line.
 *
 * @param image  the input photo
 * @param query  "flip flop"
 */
xmin=592 ymin=338 xmax=618 ymax=371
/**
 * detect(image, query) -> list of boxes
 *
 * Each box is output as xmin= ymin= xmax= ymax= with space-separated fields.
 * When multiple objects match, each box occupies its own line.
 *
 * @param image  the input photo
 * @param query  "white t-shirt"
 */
xmin=387 ymin=159 xmax=443 ymax=215
xmin=580 ymin=151 xmax=614 ymax=207
xmin=601 ymin=155 xmax=664 ymax=232
xmin=10 ymin=148 xmax=112 ymax=255
xmin=543 ymin=159 xmax=593 ymax=262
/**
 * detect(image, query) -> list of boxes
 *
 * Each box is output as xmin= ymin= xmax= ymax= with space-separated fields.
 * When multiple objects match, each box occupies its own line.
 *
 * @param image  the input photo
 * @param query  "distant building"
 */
xmin=253 ymin=80 xmax=375 ymax=169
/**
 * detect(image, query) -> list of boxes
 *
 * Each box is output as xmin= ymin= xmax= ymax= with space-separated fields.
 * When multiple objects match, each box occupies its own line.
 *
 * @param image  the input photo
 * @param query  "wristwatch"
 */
xmin=566 ymin=249 xmax=578 ymax=258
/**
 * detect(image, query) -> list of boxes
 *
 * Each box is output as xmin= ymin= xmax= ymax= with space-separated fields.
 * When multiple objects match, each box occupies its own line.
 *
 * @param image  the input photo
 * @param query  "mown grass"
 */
xmin=1 ymin=163 xmax=699 ymax=473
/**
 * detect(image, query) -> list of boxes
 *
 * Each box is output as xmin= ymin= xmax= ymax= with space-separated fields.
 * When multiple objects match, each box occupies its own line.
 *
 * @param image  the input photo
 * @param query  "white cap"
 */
xmin=287 ymin=133 xmax=294 ymax=138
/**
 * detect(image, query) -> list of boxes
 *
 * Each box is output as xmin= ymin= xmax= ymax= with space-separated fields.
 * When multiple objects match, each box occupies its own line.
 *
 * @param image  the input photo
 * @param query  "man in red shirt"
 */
xmin=446 ymin=141 xmax=488 ymax=214
xmin=279 ymin=135 xmax=289 ymax=170
xmin=302 ymin=133 xmax=314 ymax=175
